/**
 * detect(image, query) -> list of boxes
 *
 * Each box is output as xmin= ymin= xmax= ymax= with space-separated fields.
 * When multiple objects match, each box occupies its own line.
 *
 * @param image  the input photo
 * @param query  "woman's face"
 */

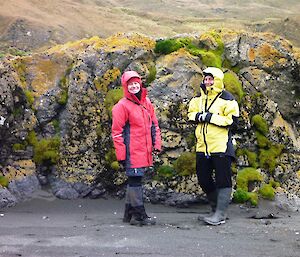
xmin=128 ymin=81 xmax=141 ymax=94
xmin=204 ymin=75 xmax=214 ymax=87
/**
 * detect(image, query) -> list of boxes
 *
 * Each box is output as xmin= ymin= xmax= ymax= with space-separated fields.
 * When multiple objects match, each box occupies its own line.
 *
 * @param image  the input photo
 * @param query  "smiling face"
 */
xmin=127 ymin=81 xmax=141 ymax=94
xmin=204 ymin=75 xmax=214 ymax=87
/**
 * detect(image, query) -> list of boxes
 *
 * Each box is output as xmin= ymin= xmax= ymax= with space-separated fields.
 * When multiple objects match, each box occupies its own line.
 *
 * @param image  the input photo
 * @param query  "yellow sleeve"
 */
xmin=188 ymin=97 xmax=200 ymax=121
xmin=209 ymin=100 xmax=239 ymax=127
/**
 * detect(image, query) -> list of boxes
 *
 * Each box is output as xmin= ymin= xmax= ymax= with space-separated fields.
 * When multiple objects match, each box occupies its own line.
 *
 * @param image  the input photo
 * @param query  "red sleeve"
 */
xmin=111 ymin=102 xmax=128 ymax=161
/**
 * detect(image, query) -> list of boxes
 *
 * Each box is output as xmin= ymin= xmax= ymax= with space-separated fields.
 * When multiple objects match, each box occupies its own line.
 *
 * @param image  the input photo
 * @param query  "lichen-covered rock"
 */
xmin=0 ymin=31 xmax=299 ymax=208
xmin=0 ymin=187 xmax=17 ymax=208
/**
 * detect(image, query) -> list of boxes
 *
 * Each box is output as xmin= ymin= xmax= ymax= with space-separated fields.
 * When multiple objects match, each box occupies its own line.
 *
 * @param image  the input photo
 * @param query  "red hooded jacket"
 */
xmin=111 ymin=71 xmax=162 ymax=169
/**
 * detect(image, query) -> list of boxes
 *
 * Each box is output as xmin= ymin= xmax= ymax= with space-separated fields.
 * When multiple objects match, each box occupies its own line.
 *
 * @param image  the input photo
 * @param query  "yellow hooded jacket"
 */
xmin=188 ymin=67 xmax=239 ymax=157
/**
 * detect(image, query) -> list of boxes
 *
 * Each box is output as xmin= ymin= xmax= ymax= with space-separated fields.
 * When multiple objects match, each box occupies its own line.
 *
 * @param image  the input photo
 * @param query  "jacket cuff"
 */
xmin=205 ymin=112 xmax=212 ymax=122
xmin=195 ymin=112 xmax=201 ymax=122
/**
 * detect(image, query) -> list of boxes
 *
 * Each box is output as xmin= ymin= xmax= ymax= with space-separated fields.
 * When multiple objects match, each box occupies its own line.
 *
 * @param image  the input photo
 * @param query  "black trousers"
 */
xmin=128 ymin=176 xmax=142 ymax=186
xmin=196 ymin=153 xmax=232 ymax=194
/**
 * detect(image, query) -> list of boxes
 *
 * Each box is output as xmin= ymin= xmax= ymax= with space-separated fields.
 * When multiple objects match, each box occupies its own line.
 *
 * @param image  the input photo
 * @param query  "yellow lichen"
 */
xmin=94 ymin=33 xmax=155 ymax=52
xmin=3 ymin=160 xmax=36 ymax=181
xmin=94 ymin=67 xmax=121 ymax=92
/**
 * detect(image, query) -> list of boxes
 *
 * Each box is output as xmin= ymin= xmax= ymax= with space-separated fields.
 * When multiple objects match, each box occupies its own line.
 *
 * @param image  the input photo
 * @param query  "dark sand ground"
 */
xmin=0 ymin=190 xmax=299 ymax=257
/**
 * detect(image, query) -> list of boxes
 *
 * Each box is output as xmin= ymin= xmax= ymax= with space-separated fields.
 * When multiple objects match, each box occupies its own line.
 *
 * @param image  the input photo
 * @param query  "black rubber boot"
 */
xmin=127 ymin=185 xmax=156 ymax=226
xmin=204 ymin=188 xmax=232 ymax=226
xmin=123 ymin=203 xmax=132 ymax=223
xmin=198 ymin=190 xmax=217 ymax=221
xmin=130 ymin=206 xmax=156 ymax=226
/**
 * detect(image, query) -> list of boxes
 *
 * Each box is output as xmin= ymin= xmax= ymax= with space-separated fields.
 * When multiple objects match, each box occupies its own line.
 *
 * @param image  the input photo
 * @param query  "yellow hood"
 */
xmin=202 ymin=67 xmax=224 ymax=94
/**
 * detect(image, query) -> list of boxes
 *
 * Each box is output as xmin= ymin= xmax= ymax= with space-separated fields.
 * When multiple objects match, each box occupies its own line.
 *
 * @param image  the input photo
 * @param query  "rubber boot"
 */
xmin=127 ymin=185 xmax=156 ymax=226
xmin=130 ymin=206 xmax=156 ymax=226
xmin=204 ymin=188 xmax=232 ymax=226
xmin=123 ymin=203 xmax=132 ymax=223
xmin=198 ymin=190 xmax=217 ymax=221
xmin=123 ymin=185 xmax=132 ymax=223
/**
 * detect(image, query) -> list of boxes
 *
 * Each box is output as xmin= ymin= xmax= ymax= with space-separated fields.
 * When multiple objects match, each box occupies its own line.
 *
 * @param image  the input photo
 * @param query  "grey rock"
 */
xmin=7 ymin=175 xmax=41 ymax=201
xmin=0 ymin=187 xmax=17 ymax=208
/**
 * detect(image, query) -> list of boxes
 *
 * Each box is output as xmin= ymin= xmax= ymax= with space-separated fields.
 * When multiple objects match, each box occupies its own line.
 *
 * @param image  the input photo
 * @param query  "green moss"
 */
xmin=0 ymin=175 xmax=9 ymax=187
xmin=236 ymin=167 xmax=263 ymax=191
xmin=173 ymin=152 xmax=196 ymax=176
xmin=259 ymin=183 xmax=275 ymax=200
xmin=185 ymin=133 xmax=196 ymax=150
xmin=95 ymin=124 xmax=103 ymax=138
xmin=258 ymin=144 xmax=284 ymax=172
xmin=8 ymin=47 xmax=30 ymax=56
xmin=33 ymin=137 xmax=60 ymax=164
xmin=104 ymin=87 xmax=123 ymax=117
xmin=255 ymin=131 xmax=270 ymax=148
xmin=26 ymin=131 xmax=38 ymax=146
xmin=12 ymin=107 xmax=22 ymax=117
xmin=57 ymin=89 xmax=68 ymax=105
xmin=187 ymin=45 xmax=222 ymax=68
xmin=12 ymin=143 xmax=26 ymax=151
xmin=236 ymin=149 xmax=258 ymax=168
xmin=24 ymin=90 xmax=34 ymax=108
xmin=12 ymin=59 xmax=27 ymax=85
xmin=269 ymin=178 xmax=280 ymax=188
xmin=233 ymin=188 xmax=258 ymax=206
xmin=111 ymin=161 xmax=120 ymax=171
xmin=154 ymin=38 xmax=191 ymax=55
xmin=251 ymin=114 xmax=269 ymax=135
xmin=52 ymin=119 xmax=60 ymax=134
xmin=145 ymin=65 xmax=157 ymax=86
xmin=26 ymin=131 xmax=60 ymax=165
xmin=154 ymin=33 xmax=224 ymax=68
xmin=157 ymin=165 xmax=175 ymax=178
xmin=223 ymin=73 xmax=244 ymax=103
xmin=105 ymin=148 xmax=117 ymax=164
xmin=233 ymin=188 xmax=251 ymax=203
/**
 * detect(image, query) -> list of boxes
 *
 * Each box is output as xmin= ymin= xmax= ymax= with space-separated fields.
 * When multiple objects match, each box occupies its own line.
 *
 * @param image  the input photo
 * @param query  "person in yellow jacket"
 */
xmin=188 ymin=67 xmax=239 ymax=225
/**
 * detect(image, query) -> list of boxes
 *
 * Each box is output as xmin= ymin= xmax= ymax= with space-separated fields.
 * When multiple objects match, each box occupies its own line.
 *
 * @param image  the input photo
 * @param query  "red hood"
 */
xmin=121 ymin=71 xmax=147 ymax=103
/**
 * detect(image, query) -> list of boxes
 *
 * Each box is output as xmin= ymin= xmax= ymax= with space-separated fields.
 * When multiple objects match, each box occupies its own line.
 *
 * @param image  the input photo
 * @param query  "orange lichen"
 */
xmin=248 ymin=48 xmax=256 ymax=62
xmin=3 ymin=160 xmax=36 ymax=181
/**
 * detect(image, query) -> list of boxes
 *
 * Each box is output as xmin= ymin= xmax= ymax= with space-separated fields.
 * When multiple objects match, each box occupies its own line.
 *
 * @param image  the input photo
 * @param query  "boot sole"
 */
xmin=130 ymin=220 xmax=156 ymax=226
xmin=204 ymin=219 xmax=226 ymax=226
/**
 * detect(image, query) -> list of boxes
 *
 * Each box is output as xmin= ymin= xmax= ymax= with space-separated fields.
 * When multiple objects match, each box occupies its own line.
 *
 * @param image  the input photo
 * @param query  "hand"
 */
xmin=153 ymin=148 xmax=160 ymax=155
xmin=198 ymin=112 xmax=207 ymax=122
xmin=118 ymin=160 xmax=126 ymax=169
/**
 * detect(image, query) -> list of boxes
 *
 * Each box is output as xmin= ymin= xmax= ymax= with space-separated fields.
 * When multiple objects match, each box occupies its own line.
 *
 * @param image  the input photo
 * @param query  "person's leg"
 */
xmin=127 ymin=176 xmax=155 ymax=226
xmin=123 ymin=184 xmax=132 ymax=223
xmin=204 ymin=155 xmax=232 ymax=225
xmin=196 ymin=153 xmax=217 ymax=220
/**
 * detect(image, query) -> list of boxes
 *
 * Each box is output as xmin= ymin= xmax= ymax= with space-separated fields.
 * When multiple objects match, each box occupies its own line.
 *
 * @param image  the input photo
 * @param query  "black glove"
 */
xmin=118 ymin=160 xmax=126 ymax=169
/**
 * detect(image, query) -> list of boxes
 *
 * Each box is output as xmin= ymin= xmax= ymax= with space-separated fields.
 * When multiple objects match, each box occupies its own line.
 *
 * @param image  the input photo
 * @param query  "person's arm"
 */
xmin=111 ymin=103 xmax=128 ymax=161
xmin=149 ymin=100 xmax=162 ymax=152
xmin=188 ymin=97 xmax=203 ymax=122
xmin=204 ymin=100 xmax=239 ymax=127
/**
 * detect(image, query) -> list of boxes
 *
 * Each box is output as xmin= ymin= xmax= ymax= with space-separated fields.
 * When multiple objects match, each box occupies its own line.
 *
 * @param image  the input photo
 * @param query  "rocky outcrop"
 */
xmin=0 ymin=31 xmax=299 ymax=208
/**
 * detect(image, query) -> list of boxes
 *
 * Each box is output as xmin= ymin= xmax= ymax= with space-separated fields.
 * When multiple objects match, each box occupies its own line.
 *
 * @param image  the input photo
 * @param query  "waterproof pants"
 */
xmin=123 ymin=176 xmax=148 ymax=221
xmin=196 ymin=153 xmax=232 ymax=193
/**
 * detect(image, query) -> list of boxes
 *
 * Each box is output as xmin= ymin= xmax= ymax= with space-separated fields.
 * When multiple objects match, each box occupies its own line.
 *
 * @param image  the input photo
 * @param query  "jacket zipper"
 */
xmin=202 ymin=91 xmax=223 ymax=157
xmin=203 ymin=96 xmax=209 ymax=157
xmin=141 ymin=104 xmax=151 ymax=165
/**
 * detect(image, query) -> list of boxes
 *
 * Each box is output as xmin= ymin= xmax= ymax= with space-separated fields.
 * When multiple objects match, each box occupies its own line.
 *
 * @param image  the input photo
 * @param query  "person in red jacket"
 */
xmin=112 ymin=70 xmax=162 ymax=226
